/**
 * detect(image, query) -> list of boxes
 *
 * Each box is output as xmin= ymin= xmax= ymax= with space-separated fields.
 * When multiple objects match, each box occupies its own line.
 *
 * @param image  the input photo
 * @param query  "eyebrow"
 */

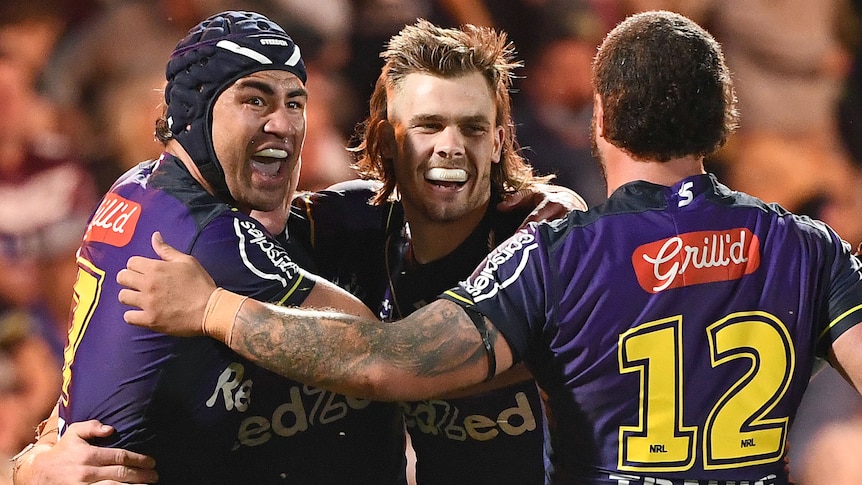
xmin=410 ymin=113 xmax=491 ymax=125
xmin=234 ymin=79 xmax=308 ymax=99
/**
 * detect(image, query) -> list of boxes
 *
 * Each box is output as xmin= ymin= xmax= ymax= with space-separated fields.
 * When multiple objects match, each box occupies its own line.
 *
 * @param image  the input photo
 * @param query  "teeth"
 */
xmin=254 ymin=148 xmax=288 ymax=159
xmin=426 ymin=168 xmax=467 ymax=183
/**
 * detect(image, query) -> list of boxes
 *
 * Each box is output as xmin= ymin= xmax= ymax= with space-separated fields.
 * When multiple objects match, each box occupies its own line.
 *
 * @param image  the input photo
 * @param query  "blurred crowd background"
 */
xmin=2 ymin=0 xmax=862 ymax=482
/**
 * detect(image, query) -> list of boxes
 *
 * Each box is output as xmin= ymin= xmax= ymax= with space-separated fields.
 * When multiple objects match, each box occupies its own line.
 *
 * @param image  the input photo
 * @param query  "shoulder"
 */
xmin=294 ymin=179 xmax=400 ymax=236
xmin=195 ymin=211 xmax=320 ymax=305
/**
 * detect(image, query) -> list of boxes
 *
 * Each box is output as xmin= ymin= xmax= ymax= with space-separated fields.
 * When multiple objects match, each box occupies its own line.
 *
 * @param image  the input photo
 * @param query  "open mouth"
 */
xmin=251 ymin=148 xmax=288 ymax=176
xmin=425 ymin=167 xmax=468 ymax=188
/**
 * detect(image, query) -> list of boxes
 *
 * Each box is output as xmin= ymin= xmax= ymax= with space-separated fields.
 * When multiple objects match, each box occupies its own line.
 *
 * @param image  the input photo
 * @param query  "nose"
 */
xmin=263 ymin=106 xmax=301 ymax=139
xmin=435 ymin=126 xmax=465 ymax=159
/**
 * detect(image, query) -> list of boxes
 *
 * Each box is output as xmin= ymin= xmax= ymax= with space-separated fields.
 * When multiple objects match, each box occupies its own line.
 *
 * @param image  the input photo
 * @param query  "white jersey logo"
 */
xmin=234 ymin=219 xmax=301 ymax=287
xmin=462 ymin=229 xmax=537 ymax=303
xmin=678 ymin=181 xmax=694 ymax=208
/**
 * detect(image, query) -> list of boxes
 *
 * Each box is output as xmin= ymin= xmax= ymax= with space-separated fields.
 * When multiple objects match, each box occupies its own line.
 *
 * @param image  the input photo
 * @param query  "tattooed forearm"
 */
xmin=229 ymin=299 xmax=504 ymax=401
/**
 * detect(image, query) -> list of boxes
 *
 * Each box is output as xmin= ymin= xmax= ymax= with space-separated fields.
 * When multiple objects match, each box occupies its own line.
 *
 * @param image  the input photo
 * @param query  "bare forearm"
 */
xmin=437 ymin=362 xmax=534 ymax=399
xmin=228 ymin=299 xmax=510 ymax=400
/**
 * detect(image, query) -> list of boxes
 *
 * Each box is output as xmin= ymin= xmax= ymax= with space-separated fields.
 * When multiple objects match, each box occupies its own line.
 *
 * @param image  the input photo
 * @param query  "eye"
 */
xmin=462 ymin=124 xmax=488 ymax=136
xmin=415 ymin=122 xmax=442 ymax=132
xmin=246 ymin=96 xmax=266 ymax=107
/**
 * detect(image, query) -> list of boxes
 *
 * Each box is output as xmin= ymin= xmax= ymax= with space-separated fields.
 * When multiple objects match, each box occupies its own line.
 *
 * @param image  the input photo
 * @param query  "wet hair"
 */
xmin=592 ymin=10 xmax=738 ymax=162
xmin=349 ymin=19 xmax=549 ymax=204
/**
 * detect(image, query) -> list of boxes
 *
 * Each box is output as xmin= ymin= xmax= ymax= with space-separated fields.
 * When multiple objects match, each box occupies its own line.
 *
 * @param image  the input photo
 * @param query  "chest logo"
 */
xmin=632 ymin=228 xmax=760 ymax=293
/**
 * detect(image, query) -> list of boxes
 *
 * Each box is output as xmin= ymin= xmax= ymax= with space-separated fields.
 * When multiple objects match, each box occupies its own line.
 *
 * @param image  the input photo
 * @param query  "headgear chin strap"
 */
xmin=164 ymin=11 xmax=306 ymax=204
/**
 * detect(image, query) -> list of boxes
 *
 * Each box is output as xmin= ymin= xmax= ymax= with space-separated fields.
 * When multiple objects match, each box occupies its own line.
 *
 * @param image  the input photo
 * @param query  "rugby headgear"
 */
xmin=164 ymin=11 xmax=306 ymax=202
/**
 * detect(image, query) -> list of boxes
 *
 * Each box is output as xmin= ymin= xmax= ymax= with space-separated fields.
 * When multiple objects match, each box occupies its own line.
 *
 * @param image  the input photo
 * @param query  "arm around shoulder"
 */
xmin=12 ymin=405 xmax=157 ymax=484
xmin=206 ymin=293 xmax=515 ymax=401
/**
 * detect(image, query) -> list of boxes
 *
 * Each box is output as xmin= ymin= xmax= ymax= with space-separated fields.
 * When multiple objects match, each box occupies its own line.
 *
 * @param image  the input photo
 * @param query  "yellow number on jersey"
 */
xmin=60 ymin=258 xmax=105 ymax=406
xmin=618 ymin=311 xmax=793 ymax=472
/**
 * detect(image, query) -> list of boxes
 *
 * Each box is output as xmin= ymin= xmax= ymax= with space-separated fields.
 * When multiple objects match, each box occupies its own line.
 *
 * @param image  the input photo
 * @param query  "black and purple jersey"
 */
xmin=443 ymin=174 xmax=862 ymax=485
xmin=59 ymin=154 xmax=405 ymax=484
xmin=296 ymin=180 xmax=546 ymax=485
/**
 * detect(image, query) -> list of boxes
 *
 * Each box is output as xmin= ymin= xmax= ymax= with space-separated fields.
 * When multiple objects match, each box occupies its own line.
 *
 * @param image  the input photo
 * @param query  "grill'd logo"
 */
xmin=632 ymin=228 xmax=760 ymax=293
xmin=83 ymin=194 xmax=141 ymax=247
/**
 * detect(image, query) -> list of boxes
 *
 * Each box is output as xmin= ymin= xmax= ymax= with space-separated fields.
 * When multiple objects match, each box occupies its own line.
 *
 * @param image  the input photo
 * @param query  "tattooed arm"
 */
xmin=229 ymin=297 xmax=514 ymax=400
xmin=119 ymin=232 xmax=514 ymax=401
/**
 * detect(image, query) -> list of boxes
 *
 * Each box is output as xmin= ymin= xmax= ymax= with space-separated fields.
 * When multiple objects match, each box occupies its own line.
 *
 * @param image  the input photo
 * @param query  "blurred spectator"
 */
xmin=0 ymin=3 xmax=88 ymax=478
xmin=299 ymin=66 xmax=359 ymax=191
xmin=266 ymin=0 xmax=354 ymax=74
xmin=0 ymin=310 xmax=61 ymax=464
xmin=38 ymin=0 xmax=258 ymax=193
xmin=0 ymin=0 xmax=98 ymax=359
xmin=513 ymin=2 xmax=608 ymax=206
xmin=838 ymin=0 xmax=862 ymax=168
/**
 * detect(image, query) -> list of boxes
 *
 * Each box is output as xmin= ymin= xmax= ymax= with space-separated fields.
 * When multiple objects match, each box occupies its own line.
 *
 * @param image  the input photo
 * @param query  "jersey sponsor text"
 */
xmin=401 ymin=391 xmax=536 ymax=442
xmin=235 ymin=219 xmax=301 ymax=287
xmin=83 ymin=194 xmax=141 ymax=247
xmin=462 ymin=229 xmax=537 ymax=302
xmin=206 ymin=361 xmax=372 ymax=449
xmin=632 ymin=229 xmax=760 ymax=293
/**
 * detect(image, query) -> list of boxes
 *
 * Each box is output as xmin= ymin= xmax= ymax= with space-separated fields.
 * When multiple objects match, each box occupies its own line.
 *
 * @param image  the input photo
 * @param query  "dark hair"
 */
xmin=593 ymin=10 xmax=739 ymax=161
xmin=155 ymin=104 xmax=171 ymax=144
xmin=349 ymin=19 xmax=548 ymax=204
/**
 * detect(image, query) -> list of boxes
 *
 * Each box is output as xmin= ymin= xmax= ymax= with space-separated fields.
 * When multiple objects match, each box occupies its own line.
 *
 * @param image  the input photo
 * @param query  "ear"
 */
xmin=593 ymin=94 xmax=605 ymax=138
xmin=378 ymin=120 xmax=396 ymax=160
xmin=491 ymin=124 xmax=504 ymax=164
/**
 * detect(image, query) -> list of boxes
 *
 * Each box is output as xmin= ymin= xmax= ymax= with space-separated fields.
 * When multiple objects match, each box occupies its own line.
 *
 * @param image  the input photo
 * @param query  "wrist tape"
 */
xmin=202 ymin=288 xmax=248 ymax=347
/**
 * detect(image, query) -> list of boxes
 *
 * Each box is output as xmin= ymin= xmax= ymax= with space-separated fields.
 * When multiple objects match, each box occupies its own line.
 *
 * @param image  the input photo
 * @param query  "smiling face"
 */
xmin=210 ymin=70 xmax=307 ymax=213
xmin=386 ymin=71 xmax=503 ymax=227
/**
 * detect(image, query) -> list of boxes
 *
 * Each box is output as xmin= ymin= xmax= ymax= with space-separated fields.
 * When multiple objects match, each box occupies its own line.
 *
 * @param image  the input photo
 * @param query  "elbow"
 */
xmin=339 ymin=363 xmax=420 ymax=402
xmin=353 ymin=364 xmax=402 ymax=401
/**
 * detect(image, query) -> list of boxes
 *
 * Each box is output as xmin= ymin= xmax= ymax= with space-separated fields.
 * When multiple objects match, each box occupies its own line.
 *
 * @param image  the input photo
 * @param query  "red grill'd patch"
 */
xmin=632 ymin=228 xmax=760 ymax=293
xmin=83 ymin=194 xmax=142 ymax=247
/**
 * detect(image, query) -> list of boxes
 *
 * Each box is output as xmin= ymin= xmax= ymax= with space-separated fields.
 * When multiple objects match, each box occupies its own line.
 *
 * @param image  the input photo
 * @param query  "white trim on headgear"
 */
xmin=216 ymin=40 xmax=272 ymax=64
xmin=285 ymin=45 xmax=302 ymax=68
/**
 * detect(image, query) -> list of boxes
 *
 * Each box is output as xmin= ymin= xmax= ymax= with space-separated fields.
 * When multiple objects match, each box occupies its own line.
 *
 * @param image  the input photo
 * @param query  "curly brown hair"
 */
xmin=593 ymin=11 xmax=739 ymax=162
xmin=349 ymin=19 xmax=550 ymax=204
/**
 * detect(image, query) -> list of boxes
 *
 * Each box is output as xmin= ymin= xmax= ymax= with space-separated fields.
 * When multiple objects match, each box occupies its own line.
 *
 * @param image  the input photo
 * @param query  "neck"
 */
xmin=601 ymin=140 xmax=706 ymax=195
xmin=403 ymin=201 xmax=488 ymax=265
xmin=165 ymin=141 xmax=249 ymax=213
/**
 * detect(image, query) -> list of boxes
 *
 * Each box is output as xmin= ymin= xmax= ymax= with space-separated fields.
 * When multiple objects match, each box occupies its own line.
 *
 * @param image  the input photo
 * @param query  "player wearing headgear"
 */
xmin=49 ymin=11 xmax=405 ymax=484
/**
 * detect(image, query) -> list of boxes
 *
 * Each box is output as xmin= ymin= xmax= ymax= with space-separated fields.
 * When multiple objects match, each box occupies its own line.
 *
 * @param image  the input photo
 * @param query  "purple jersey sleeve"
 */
xmin=192 ymin=214 xmax=320 ymax=305
xmin=442 ymin=224 xmax=548 ymax=363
